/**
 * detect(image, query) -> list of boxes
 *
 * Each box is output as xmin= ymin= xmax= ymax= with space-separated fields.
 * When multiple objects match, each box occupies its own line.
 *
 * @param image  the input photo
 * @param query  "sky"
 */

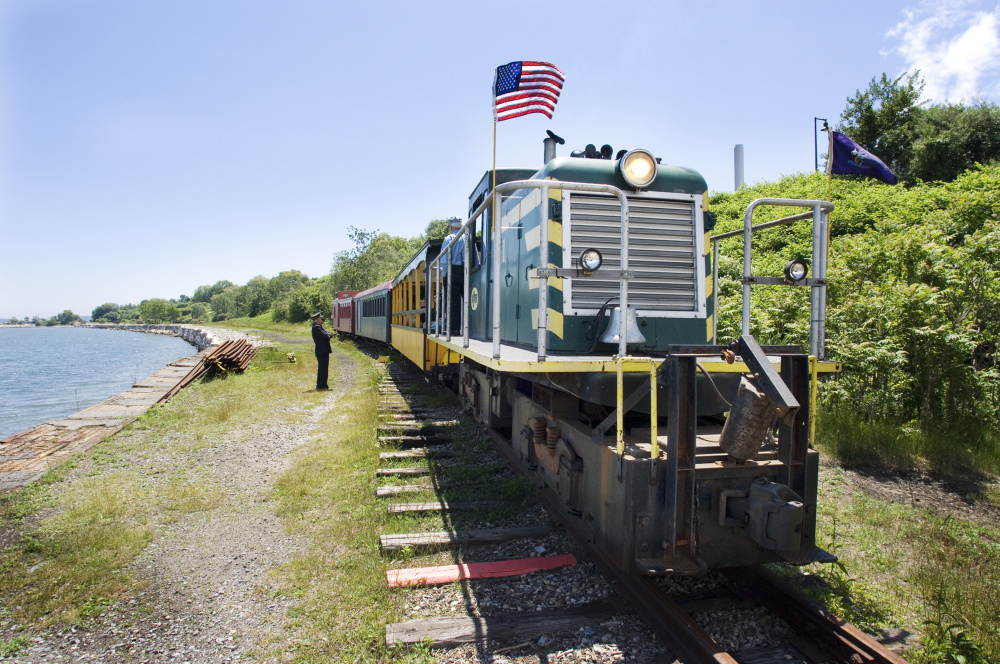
xmin=3 ymin=0 xmax=1000 ymax=319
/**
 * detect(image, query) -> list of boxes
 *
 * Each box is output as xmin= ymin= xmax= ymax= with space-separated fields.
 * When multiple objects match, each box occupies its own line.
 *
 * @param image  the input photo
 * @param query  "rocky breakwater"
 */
xmin=85 ymin=323 xmax=262 ymax=351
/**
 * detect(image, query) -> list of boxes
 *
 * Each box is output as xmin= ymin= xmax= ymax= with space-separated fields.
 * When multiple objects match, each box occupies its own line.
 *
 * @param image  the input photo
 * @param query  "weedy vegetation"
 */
xmin=784 ymin=466 xmax=1000 ymax=662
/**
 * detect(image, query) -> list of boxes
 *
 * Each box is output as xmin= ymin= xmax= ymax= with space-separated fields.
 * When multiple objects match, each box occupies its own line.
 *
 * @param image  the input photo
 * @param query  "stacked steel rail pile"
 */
xmin=158 ymin=338 xmax=258 ymax=403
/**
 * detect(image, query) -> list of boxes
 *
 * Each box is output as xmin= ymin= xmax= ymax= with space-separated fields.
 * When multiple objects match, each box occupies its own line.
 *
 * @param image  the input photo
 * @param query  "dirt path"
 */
xmin=839 ymin=465 xmax=1000 ymax=527
xmin=7 ymin=355 xmax=357 ymax=663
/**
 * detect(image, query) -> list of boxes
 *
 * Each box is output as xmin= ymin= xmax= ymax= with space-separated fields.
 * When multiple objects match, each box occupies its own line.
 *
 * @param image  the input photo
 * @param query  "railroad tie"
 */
xmin=379 ymin=525 xmax=554 ymax=553
xmin=377 ymin=435 xmax=453 ymax=448
xmin=385 ymin=554 xmax=577 ymax=588
xmin=374 ymin=479 xmax=483 ymax=497
xmin=378 ymin=448 xmax=455 ymax=460
xmin=376 ymin=467 xmax=430 ymax=477
xmin=385 ymin=602 xmax=616 ymax=648
xmin=375 ymin=484 xmax=432 ymax=497
xmin=387 ymin=501 xmax=503 ymax=514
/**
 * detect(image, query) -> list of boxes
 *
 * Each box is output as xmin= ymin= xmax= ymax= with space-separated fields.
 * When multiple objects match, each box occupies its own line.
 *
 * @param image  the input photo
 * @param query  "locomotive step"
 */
xmin=379 ymin=524 xmax=555 ymax=553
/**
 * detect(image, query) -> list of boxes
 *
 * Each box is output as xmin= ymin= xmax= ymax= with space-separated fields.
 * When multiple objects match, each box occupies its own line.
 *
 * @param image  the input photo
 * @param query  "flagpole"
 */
xmin=492 ymin=119 xmax=497 ymax=214
xmin=826 ymin=128 xmax=834 ymax=202
xmin=825 ymin=127 xmax=833 ymax=272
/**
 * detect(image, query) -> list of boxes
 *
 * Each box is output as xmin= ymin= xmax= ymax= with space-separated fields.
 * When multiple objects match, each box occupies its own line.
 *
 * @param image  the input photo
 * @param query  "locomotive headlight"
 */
xmin=580 ymin=248 xmax=603 ymax=273
xmin=619 ymin=149 xmax=657 ymax=189
xmin=783 ymin=259 xmax=808 ymax=282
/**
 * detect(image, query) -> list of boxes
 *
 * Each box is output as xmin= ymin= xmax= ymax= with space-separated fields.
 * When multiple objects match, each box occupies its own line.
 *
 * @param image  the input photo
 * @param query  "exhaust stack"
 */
xmin=543 ymin=130 xmax=565 ymax=164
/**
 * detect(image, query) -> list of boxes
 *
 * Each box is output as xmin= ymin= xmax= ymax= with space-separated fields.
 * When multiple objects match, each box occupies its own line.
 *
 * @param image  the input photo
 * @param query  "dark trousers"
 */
xmin=316 ymin=353 xmax=330 ymax=390
xmin=448 ymin=271 xmax=465 ymax=334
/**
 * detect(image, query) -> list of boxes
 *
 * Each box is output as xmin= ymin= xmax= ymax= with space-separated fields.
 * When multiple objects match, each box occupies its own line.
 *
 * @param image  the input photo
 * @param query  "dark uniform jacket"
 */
xmin=312 ymin=323 xmax=333 ymax=355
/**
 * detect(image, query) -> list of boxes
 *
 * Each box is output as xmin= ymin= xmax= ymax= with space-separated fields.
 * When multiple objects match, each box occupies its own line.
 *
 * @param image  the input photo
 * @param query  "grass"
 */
xmin=263 ymin=349 xmax=435 ymax=664
xmin=0 ymin=636 xmax=30 ymax=657
xmin=788 ymin=465 xmax=1000 ymax=662
xmin=815 ymin=406 xmax=1000 ymax=476
xmin=0 ymin=320 xmax=327 ymax=629
xmin=4 ymin=312 xmax=998 ymax=661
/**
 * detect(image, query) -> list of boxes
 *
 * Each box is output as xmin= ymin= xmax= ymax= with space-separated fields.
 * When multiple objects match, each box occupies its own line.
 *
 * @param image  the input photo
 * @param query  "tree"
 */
xmin=236 ymin=275 xmax=272 ymax=318
xmin=268 ymin=270 xmax=310 ymax=301
xmin=839 ymin=72 xmax=925 ymax=182
xmin=909 ymin=101 xmax=1000 ymax=183
xmin=330 ymin=226 xmax=424 ymax=291
xmin=139 ymin=298 xmax=180 ymax=323
xmin=56 ymin=310 xmax=81 ymax=325
xmin=210 ymin=286 xmax=241 ymax=320
xmin=92 ymin=302 xmax=120 ymax=322
xmin=287 ymin=284 xmax=331 ymax=323
xmin=839 ymin=72 xmax=1000 ymax=185
xmin=192 ymin=280 xmax=234 ymax=303
xmin=423 ymin=218 xmax=453 ymax=241
xmin=188 ymin=302 xmax=209 ymax=322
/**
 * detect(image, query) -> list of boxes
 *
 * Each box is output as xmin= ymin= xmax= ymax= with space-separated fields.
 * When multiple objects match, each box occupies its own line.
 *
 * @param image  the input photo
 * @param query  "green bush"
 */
xmin=711 ymin=166 xmax=1000 ymax=473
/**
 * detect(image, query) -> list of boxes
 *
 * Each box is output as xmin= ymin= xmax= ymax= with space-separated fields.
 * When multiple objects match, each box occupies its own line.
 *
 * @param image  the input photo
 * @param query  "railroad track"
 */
xmin=371 ymin=356 xmax=912 ymax=664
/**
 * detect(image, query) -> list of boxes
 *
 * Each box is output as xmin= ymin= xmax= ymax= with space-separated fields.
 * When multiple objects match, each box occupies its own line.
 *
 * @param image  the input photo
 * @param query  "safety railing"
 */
xmin=616 ymin=357 xmax=660 ymax=459
xmin=428 ymin=179 xmax=632 ymax=360
xmin=709 ymin=198 xmax=834 ymax=359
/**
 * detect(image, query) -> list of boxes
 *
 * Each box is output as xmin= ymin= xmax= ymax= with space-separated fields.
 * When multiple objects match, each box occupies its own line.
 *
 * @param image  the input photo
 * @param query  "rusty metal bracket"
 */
xmin=734 ymin=335 xmax=799 ymax=425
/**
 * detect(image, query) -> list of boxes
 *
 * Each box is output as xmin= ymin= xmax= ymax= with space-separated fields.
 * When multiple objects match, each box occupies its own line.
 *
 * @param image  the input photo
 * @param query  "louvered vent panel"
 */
xmin=568 ymin=194 xmax=697 ymax=312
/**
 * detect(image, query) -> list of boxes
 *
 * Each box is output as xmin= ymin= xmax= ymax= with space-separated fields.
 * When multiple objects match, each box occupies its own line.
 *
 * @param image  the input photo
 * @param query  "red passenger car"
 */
xmin=332 ymin=291 xmax=359 ymax=335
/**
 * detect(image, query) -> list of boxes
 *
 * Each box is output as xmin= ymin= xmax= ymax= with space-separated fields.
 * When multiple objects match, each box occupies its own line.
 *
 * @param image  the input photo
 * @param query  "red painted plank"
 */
xmin=386 ymin=554 xmax=577 ymax=588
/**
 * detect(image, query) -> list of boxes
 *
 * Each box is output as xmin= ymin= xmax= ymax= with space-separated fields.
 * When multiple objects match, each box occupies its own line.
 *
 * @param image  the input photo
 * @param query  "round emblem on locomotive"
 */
xmin=470 ymin=287 xmax=479 ymax=311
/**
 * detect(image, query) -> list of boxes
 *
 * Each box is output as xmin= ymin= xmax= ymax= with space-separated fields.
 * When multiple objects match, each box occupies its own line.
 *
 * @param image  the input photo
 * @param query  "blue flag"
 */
xmin=829 ymin=131 xmax=897 ymax=184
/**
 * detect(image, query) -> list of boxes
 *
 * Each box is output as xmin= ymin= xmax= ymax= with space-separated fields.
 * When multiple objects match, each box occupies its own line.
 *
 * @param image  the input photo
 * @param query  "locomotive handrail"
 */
xmin=428 ymin=179 xmax=631 ymax=360
xmin=709 ymin=199 xmax=834 ymax=359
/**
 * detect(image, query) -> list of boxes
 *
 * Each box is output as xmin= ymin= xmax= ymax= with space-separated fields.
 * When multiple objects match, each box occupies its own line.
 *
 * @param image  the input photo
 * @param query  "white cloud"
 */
xmin=887 ymin=0 xmax=1000 ymax=103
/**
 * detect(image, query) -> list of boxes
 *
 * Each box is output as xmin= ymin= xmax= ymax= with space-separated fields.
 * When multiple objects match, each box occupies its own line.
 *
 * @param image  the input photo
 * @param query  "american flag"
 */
xmin=493 ymin=61 xmax=565 ymax=122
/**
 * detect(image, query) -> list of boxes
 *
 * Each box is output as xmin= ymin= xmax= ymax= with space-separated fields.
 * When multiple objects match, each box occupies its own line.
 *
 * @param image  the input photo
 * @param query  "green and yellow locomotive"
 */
xmin=378 ymin=134 xmax=840 ymax=575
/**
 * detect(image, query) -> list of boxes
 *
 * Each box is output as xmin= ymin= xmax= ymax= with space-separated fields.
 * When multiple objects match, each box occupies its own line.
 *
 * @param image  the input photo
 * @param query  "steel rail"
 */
xmin=483 ymin=424 xmax=738 ymax=664
xmin=377 ymin=358 xmax=910 ymax=664
xmin=723 ymin=566 xmax=911 ymax=664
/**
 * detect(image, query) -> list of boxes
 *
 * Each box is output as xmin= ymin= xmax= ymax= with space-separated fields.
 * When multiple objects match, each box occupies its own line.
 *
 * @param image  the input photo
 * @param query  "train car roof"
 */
xmin=354 ymin=280 xmax=393 ymax=299
xmin=468 ymin=168 xmax=538 ymax=215
xmin=532 ymin=156 xmax=707 ymax=195
xmin=392 ymin=238 xmax=443 ymax=287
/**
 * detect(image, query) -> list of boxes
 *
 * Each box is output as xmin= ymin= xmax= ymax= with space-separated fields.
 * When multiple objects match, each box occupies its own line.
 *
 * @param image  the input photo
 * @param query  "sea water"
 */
xmin=0 ymin=327 xmax=196 ymax=439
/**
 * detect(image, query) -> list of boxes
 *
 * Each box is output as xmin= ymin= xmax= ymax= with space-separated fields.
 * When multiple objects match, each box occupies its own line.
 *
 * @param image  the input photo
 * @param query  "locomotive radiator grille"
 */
xmin=567 ymin=193 xmax=698 ymax=312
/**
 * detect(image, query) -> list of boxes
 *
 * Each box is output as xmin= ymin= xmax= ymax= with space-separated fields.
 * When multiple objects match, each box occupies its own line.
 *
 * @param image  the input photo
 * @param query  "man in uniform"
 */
xmin=311 ymin=312 xmax=334 ymax=391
